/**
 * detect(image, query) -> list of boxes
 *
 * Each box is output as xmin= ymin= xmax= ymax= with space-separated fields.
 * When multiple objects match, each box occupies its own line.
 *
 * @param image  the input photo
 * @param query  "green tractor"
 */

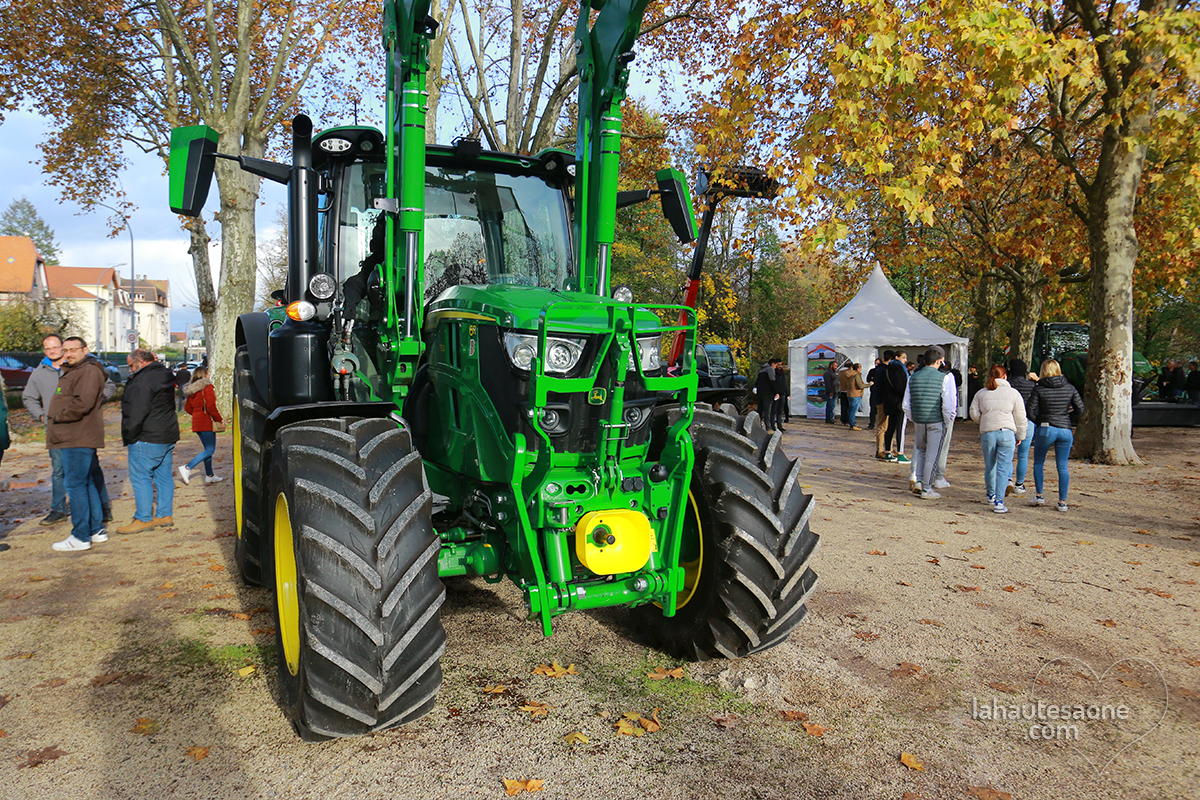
xmin=169 ymin=0 xmax=818 ymax=741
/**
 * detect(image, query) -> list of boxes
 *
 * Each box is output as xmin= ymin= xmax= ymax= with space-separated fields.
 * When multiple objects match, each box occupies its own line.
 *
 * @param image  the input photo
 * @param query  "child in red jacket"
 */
xmin=180 ymin=366 xmax=224 ymax=485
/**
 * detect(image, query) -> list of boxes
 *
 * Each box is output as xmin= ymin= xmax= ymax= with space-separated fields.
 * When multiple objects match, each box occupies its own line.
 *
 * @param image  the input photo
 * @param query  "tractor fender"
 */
xmin=236 ymin=313 xmax=272 ymax=407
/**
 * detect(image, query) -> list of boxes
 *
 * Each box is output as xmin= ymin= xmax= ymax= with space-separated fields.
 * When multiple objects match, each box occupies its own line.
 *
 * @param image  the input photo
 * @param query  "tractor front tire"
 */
xmin=269 ymin=417 xmax=446 ymax=741
xmin=233 ymin=345 xmax=269 ymax=586
xmin=637 ymin=407 xmax=819 ymax=660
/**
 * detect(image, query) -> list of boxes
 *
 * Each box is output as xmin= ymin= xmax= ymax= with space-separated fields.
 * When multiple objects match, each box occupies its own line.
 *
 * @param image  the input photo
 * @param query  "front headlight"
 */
xmin=504 ymin=332 xmax=586 ymax=374
xmin=631 ymin=335 xmax=662 ymax=372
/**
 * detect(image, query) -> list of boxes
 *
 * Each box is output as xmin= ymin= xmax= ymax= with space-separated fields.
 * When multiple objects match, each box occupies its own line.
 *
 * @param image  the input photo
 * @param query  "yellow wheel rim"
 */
xmin=232 ymin=397 xmax=243 ymax=539
xmin=676 ymin=490 xmax=704 ymax=609
xmin=274 ymin=493 xmax=300 ymax=676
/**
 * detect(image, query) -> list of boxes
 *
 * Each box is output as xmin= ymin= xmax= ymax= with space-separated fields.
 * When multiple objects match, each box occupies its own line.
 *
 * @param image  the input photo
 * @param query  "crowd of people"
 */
xmin=18 ymin=334 xmax=223 ymax=553
xmin=806 ymin=347 xmax=1087 ymax=514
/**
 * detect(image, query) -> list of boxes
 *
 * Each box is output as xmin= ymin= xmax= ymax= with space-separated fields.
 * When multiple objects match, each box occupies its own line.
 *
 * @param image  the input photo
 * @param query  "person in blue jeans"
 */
xmin=968 ymin=364 xmax=1027 ymax=514
xmin=117 ymin=350 xmax=180 ymax=534
xmin=180 ymin=366 xmax=224 ymax=484
xmin=823 ymin=361 xmax=838 ymax=423
xmin=1027 ymin=359 xmax=1085 ymax=512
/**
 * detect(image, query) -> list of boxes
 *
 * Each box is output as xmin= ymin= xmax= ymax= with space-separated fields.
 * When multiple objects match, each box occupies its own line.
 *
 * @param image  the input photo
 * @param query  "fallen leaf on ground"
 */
xmin=208 ymin=565 xmax=226 ymax=572
xmin=532 ymin=660 xmax=578 ymax=678
xmin=987 ymin=682 xmax=1022 ymax=693
xmin=237 ymin=666 xmax=256 ymax=677
xmin=210 ymin=594 xmax=233 ymax=600
xmin=1098 ymin=619 xmax=1118 ymax=628
xmin=35 ymin=678 xmax=67 ymax=688
xmin=854 ymin=631 xmax=880 ymax=641
xmin=17 ymin=745 xmax=68 ymax=768
xmin=502 ymin=777 xmax=545 ymax=795
xmin=1125 ymin=561 xmax=1143 ymax=565
xmin=157 ymin=592 xmax=177 ymax=599
xmin=251 ymin=628 xmax=275 ymax=636
xmin=646 ymin=666 xmax=685 ymax=680
xmin=230 ymin=612 xmax=252 ymax=621
xmin=28 ymin=576 xmax=47 ymax=582
xmin=919 ymin=619 xmax=944 ymax=626
xmin=185 ymin=746 xmax=209 ymax=761
xmin=4 ymin=652 xmax=33 ymax=660
xmin=562 ymin=731 xmax=589 ymax=744
xmin=1002 ymin=586 xmax=1018 ymax=592
xmin=927 ymin=557 xmax=940 ymax=565
xmin=1117 ymin=678 xmax=1143 ymax=688
xmin=613 ymin=718 xmax=645 ymax=737
xmin=897 ymin=581 xmax=911 ymax=586
xmin=159 ymin=582 xmax=174 ymax=589
xmin=482 ymin=684 xmax=508 ymax=694
xmin=1136 ymin=587 xmax=1173 ymax=598
xmin=802 ymin=722 xmax=829 ymax=737
xmin=901 ymin=794 xmax=925 ymax=800
xmin=781 ymin=710 xmax=809 ymax=721
xmin=963 ymin=545 xmax=984 ymax=553
xmin=971 ymin=565 xmax=986 ymax=570
xmin=1077 ymin=540 xmax=1093 ymax=545
xmin=709 ymin=713 xmax=738 ymax=729
xmin=518 ymin=701 xmax=551 ymax=716
xmin=955 ymin=585 xmax=981 ymax=592
xmin=5 ymin=591 xmax=27 ymax=599
xmin=899 ymin=752 xmax=925 ymax=771
xmin=890 ymin=663 xmax=923 ymax=678
xmin=131 ymin=717 xmax=160 ymax=735
xmin=1133 ymin=543 xmax=1154 ymax=548
xmin=201 ymin=583 xmax=216 ymax=588
xmin=868 ymin=550 xmax=888 ymax=556
xmin=638 ymin=708 xmax=662 ymax=733
xmin=1176 ymin=688 xmax=1199 ymax=698
xmin=967 ymin=788 xmax=1012 ymax=800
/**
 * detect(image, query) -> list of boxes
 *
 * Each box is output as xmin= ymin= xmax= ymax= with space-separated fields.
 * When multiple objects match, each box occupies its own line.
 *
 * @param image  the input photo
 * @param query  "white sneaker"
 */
xmin=920 ymin=489 xmax=942 ymax=499
xmin=52 ymin=536 xmax=91 ymax=552
xmin=1013 ymin=484 xmax=1027 ymax=494
xmin=1056 ymin=501 xmax=1069 ymax=512
xmin=933 ymin=478 xmax=952 ymax=489
xmin=92 ymin=529 xmax=108 ymax=543
xmin=178 ymin=465 xmax=191 ymax=485
xmin=993 ymin=500 xmax=1009 ymax=514
xmin=204 ymin=475 xmax=225 ymax=484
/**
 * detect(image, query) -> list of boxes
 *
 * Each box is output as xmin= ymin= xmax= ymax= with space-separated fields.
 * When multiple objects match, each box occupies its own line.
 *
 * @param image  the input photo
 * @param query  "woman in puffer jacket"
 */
xmin=180 ymin=366 xmax=224 ymax=485
xmin=969 ymin=364 xmax=1028 ymax=514
xmin=1026 ymin=359 xmax=1085 ymax=512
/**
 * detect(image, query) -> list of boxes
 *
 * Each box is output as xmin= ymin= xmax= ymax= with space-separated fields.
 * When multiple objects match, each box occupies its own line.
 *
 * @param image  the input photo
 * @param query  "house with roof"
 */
xmin=0 ymin=236 xmax=50 ymax=303
xmin=44 ymin=265 xmax=134 ymax=352
xmin=120 ymin=277 xmax=172 ymax=351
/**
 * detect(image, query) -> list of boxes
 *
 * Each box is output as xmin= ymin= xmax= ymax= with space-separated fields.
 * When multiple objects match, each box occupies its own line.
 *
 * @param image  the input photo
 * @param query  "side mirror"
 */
xmin=655 ymin=168 xmax=697 ymax=244
xmin=169 ymin=126 xmax=219 ymax=217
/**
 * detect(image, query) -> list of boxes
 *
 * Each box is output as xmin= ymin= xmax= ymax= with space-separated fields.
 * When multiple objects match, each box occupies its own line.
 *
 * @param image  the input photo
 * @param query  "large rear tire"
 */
xmin=233 ymin=345 xmax=269 ymax=586
xmin=269 ymin=416 xmax=445 ymax=741
xmin=637 ymin=407 xmax=819 ymax=660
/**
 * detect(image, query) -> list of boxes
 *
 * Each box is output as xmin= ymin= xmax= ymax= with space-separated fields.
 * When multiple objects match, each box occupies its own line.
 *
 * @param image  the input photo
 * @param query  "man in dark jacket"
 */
xmin=1187 ymin=361 xmax=1200 ymax=405
xmin=1006 ymin=359 xmax=1037 ymax=494
xmin=117 ymin=349 xmax=181 ymax=533
xmin=46 ymin=337 xmax=110 ymax=551
xmin=755 ymin=359 xmax=781 ymax=430
xmin=822 ymin=361 xmax=837 ymax=423
xmin=772 ymin=362 xmax=789 ymax=432
xmin=866 ymin=358 xmax=883 ymax=430
xmin=175 ymin=364 xmax=191 ymax=411
xmin=883 ymin=351 xmax=909 ymax=462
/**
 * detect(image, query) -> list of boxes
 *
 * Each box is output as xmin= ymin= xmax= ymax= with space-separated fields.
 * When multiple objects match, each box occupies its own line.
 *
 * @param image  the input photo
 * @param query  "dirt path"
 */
xmin=1 ymin=405 xmax=1197 ymax=799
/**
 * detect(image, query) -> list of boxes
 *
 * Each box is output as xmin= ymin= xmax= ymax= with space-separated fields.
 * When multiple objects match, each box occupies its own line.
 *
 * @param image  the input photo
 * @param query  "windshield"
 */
xmin=705 ymin=347 xmax=735 ymax=375
xmin=333 ymin=161 xmax=575 ymax=301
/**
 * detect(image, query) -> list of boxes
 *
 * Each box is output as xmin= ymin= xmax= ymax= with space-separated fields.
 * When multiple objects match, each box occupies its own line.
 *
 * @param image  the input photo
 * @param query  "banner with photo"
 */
xmin=805 ymin=342 xmax=836 ymax=419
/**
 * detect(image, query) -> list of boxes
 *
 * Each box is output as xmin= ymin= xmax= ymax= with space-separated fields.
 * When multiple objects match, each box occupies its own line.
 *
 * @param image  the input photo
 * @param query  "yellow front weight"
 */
xmin=575 ymin=509 xmax=654 ymax=575
xmin=274 ymin=493 xmax=300 ymax=676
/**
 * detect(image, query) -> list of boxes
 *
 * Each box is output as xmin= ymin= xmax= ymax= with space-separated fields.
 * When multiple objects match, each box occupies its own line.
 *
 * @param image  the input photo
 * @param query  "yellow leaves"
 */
xmin=615 ymin=708 xmax=661 ymax=736
xmin=518 ymin=702 xmax=551 ymax=717
xmin=236 ymin=666 xmax=256 ymax=677
xmin=185 ymin=746 xmax=209 ymax=762
xmin=532 ymin=661 xmax=578 ymax=679
xmin=1098 ymin=619 xmax=1118 ymax=627
xmin=482 ymin=684 xmax=508 ymax=694
xmin=646 ymin=666 xmax=685 ymax=680
xmin=502 ymin=778 xmax=545 ymax=795
xmin=899 ymin=752 xmax=925 ymax=771
xmin=131 ymin=717 xmax=160 ymax=735
xmin=561 ymin=731 xmax=589 ymax=745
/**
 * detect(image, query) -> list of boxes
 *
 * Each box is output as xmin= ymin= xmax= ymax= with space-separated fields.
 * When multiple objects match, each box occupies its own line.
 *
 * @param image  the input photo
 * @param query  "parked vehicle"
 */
xmin=0 ymin=354 xmax=34 ymax=390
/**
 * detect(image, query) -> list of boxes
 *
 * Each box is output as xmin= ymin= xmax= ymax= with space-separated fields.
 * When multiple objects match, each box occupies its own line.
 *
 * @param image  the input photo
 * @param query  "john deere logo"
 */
xmin=588 ymin=388 xmax=607 ymax=405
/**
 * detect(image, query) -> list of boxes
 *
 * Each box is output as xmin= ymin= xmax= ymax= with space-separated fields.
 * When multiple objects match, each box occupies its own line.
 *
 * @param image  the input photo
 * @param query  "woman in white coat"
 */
xmin=969 ymin=364 xmax=1028 ymax=514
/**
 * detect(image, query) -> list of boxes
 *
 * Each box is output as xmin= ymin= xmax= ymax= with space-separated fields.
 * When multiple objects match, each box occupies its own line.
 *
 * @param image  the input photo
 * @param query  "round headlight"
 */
xmin=612 ymin=285 xmax=634 ymax=304
xmin=308 ymin=273 xmax=336 ymax=300
xmin=547 ymin=342 xmax=575 ymax=371
xmin=540 ymin=408 xmax=561 ymax=428
xmin=622 ymin=407 xmax=644 ymax=426
xmin=513 ymin=343 xmax=536 ymax=370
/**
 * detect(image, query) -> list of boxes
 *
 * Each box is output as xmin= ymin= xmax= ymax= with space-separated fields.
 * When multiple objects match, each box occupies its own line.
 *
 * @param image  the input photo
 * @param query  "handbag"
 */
xmin=203 ymin=389 xmax=226 ymax=432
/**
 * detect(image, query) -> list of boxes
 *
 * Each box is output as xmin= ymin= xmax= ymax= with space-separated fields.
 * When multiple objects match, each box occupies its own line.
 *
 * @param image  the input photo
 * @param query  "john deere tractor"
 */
xmin=169 ymin=0 xmax=818 ymax=741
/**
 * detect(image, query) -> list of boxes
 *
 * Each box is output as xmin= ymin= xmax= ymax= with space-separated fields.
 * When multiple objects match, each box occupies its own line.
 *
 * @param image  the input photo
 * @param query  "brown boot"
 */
xmin=151 ymin=516 xmax=174 ymax=529
xmin=117 ymin=518 xmax=159 ymax=534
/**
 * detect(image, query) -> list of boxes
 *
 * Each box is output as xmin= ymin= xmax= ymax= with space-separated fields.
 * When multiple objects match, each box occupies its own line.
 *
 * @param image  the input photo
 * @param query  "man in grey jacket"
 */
xmin=22 ymin=333 xmax=116 ymax=525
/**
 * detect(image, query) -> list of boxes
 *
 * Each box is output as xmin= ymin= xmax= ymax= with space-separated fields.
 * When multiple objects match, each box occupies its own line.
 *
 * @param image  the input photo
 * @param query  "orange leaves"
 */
xmin=532 ymin=661 xmax=577 ymax=679
xmin=16 ymin=745 xmax=68 ymax=768
xmin=899 ymin=752 xmax=925 ymax=771
xmin=646 ymin=666 xmax=685 ymax=680
xmin=868 ymin=549 xmax=888 ymax=556
xmin=131 ymin=717 xmax=160 ymax=735
xmin=781 ymin=709 xmax=809 ymax=721
xmin=614 ymin=708 xmax=662 ymax=737
xmin=502 ymin=778 xmax=544 ymax=795
xmin=1136 ymin=587 xmax=1174 ymax=598
xmin=802 ymin=722 xmax=829 ymax=737
xmin=918 ymin=619 xmax=943 ymax=626
xmin=954 ymin=585 xmax=981 ymax=592
xmin=854 ymin=631 xmax=880 ymax=641
xmin=518 ymin=702 xmax=551 ymax=717
xmin=1098 ymin=619 xmax=1118 ymax=627
xmin=890 ymin=662 xmax=923 ymax=678
xmin=185 ymin=746 xmax=209 ymax=761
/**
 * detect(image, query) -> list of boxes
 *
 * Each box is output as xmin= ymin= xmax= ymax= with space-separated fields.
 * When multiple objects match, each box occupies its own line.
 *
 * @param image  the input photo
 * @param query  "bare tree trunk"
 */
xmin=184 ymin=216 xmax=218 ymax=363
xmin=1076 ymin=138 xmax=1146 ymax=464
xmin=426 ymin=0 xmax=449 ymax=144
xmin=209 ymin=132 xmax=265 ymax=417
xmin=970 ymin=275 xmax=999 ymax=373
xmin=1008 ymin=268 xmax=1043 ymax=365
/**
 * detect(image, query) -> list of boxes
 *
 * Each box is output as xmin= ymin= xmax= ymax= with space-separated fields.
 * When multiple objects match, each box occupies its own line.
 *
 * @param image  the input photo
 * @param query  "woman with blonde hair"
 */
xmin=180 ymin=366 xmax=224 ymax=485
xmin=969 ymin=364 xmax=1027 ymax=513
xmin=1027 ymin=359 xmax=1084 ymax=511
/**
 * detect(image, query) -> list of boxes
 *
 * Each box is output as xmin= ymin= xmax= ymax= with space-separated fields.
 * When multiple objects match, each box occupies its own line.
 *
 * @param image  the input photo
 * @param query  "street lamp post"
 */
xmin=93 ymin=202 xmax=136 ymax=350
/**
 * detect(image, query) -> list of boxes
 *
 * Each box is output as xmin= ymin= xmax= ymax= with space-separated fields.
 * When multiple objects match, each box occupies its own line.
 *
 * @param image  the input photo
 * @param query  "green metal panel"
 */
xmin=168 ymin=125 xmax=219 ymax=217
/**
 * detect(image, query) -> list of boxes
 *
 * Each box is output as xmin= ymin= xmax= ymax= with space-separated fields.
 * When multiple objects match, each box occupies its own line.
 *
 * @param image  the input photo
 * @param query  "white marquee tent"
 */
xmin=788 ymin=264 xmax=970 ymax=418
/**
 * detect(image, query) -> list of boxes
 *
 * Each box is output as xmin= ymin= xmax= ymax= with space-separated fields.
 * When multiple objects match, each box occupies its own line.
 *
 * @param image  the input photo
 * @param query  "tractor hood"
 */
xmin=426 ymin=285 xmax=664 ymax=335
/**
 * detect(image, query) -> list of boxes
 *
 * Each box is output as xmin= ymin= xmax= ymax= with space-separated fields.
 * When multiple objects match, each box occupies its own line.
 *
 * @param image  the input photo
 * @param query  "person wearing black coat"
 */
xmin=755 ymin=359 xmax=781 ymax=430
xmin=1187 ymin=361 xmax=1200 ymax=405
xmin=773 ymin=364 xmax=790 ymax=429
xmin=1006 ymin=359 xmax=1037 ymax=494
xmin=1026 ymin=359 xmax=1084 ymax=512
xmin=118 ymin=350 xmax=181 ymax=534
xmin=866 ymin=358 xmax=883 ymax=430
xmin=882 ymin=351 xmax=909 ymax=462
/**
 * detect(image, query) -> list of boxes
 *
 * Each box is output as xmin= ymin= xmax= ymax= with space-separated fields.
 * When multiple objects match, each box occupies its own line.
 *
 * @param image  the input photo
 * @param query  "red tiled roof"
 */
xmin=45 ymin=265 xmax=120 ymax=300
xmin=0 ymin=236 xmax=41 ymax=294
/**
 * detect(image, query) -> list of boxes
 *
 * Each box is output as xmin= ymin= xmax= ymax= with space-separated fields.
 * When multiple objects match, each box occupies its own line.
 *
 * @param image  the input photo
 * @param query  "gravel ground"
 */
xmin=0 ymin=404 xmax=1197 ymax=799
